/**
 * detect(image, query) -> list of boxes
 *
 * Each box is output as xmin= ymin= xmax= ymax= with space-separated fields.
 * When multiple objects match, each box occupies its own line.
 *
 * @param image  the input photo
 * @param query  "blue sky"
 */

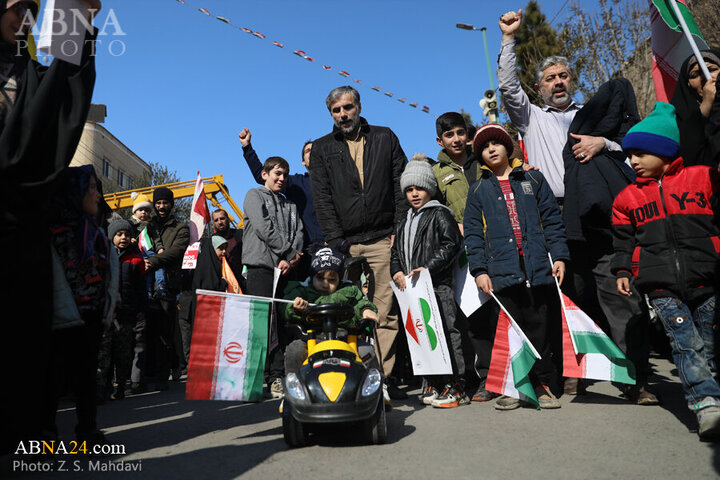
xmin=77 ymin=0 xmax=571 ymax=207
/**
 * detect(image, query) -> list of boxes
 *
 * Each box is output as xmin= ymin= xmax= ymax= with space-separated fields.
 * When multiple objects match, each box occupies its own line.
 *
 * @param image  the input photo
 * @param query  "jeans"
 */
xmin=650 ymin=295 xmax=720 ymax=404
xmin=143 ymin=250 xmax=168 ymax=297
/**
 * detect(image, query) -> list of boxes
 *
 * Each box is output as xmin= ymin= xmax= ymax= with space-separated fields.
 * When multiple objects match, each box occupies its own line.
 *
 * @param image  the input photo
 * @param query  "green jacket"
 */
xmin=281 ymin=280 xmax=377 ymax=330
xmin=146 ymin=214 xmax=190 ymax=293
xmin=432 ymin=149 xmax=483 ymax=224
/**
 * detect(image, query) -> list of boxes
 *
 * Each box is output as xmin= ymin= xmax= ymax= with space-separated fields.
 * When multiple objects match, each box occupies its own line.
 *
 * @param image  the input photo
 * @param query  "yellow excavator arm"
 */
xmin=103 ymin=174 xmax=244 ymax=228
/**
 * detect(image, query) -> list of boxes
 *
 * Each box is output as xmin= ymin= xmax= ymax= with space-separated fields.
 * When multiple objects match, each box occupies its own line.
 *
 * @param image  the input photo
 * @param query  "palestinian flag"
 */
xmin=651 ymin=0 xmax=709 ymax=102
xmin=384 ymin=92 xmax=394 ymax=97
xmin=252 ymin=32 xmax=266 ymax=39
xmin=186 ymin=291 xmax=269 ymax=401
xmin=304 ymin=56 xmax=315 ymax=62
xmin=409 ymin=102 xmax=418 ymax=108
xmin=485 ymin=309 xmax=540 ymax=408
xmin=198 ymin=8 xmax=210 ymax=16
xmin=371 ymin=86 xmax=381 ymax=92
xmin=397 ymin=98 xmax=407 ymax=103
xmin=560 ymin=293 xmax=636 ymax=384
xmin=353 ymin=79 xmax=362 ymax=84
xmin=338 ymin=70 xmax=350 ymax=77
xmin=293 ymin=50 xmax=306 ymax=57
xmin=272 ymin=41 xmax=284 ymax=48
xmin=176 ymin=0 xmax=185 ymax=4
xmin=422 ymin=106 xmax=430 ymax=113
xmin=323 ymin=65 xmax=332 ymax=70
xmin=138 ymin=227 xmax=153 ymax=255
xmin=216 ymin=16 xmax=230 ymax=24
xmin=240 ymin=27 xmax=252 ymax=34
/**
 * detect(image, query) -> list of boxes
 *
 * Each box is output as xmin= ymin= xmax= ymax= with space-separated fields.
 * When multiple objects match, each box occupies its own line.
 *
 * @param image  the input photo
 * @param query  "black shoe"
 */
xmin=128 ymin=382 xmax=148 ymax=395
xmin=111 ymin=387 xmax=125 ymax=400
xmin=385 ymin=378 xmax=408 ymax=400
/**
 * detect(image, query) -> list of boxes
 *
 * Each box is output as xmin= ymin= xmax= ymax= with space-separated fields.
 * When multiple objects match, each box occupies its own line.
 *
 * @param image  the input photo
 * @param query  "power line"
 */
xmin=549 ymin=0 xmax=572 ymax=26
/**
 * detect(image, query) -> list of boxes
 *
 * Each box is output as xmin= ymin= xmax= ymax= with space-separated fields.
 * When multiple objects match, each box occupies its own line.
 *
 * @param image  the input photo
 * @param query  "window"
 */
xmin=117 ymin=169 xmax=125 ymax=188
xmin=102 ymin=158 xmax=111 ymax=179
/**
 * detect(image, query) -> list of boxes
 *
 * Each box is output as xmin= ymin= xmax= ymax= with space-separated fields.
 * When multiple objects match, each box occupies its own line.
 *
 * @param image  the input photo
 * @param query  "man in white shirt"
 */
xmin=497 ymin=9 xmax=622 ymax=201
xmin=495 ymin=9 xmax=658 ymax=405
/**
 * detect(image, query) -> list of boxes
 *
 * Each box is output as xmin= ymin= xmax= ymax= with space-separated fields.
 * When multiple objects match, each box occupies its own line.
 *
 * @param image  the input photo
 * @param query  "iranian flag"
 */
xmin=559 ymin=292 xmax=636 ymax=385
xmin=651 ymin=0 xmax=709 ymax=102
xmin=485 ymin=296 xmax=541 ymax=408
xmin=189 ymin=171 xmax=211 ymax=245
xmin=138 ymin=227 xmax=153 ymax=255
xmin=186 ymin=290 xmax=269 ymax=401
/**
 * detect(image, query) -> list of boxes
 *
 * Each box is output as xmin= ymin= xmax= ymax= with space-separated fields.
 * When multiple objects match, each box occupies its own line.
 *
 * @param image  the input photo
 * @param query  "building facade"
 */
xmin=70 ymin=104 xmax=150 ymax=191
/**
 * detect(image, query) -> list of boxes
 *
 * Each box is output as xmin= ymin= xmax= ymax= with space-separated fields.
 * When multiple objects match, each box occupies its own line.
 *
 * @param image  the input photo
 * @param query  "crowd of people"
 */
xmin=2 ymin=2 xmax=720 ymax=456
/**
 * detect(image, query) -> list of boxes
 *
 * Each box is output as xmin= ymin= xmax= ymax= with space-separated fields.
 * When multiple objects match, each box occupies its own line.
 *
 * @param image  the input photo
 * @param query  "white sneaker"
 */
xmin=692 ymin=397 xmax=720 ymax=440
xmin=270 ymin=378 xmax=284 ymax=399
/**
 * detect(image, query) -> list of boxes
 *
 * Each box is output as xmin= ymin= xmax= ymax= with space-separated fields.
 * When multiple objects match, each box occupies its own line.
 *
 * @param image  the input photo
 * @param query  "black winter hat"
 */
xmin=310 ymin=247 xmax=344 ymax=276
xmin=153 ymin=186 xmax=174 ymax=204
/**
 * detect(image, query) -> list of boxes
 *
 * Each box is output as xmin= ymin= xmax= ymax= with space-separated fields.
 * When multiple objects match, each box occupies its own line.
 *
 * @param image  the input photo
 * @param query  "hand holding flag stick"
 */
xmin=547 ymin=254 xmax=636 ymax=384
xmin=668 ymin=0 xmax=712 ymax=81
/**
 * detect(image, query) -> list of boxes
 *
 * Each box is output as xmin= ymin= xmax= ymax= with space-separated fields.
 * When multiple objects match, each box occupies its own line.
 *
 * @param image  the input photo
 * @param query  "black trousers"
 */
xmin=246 ymin=266 xmax=288 ymax=383
xmin=42 ymin=312 xmax=104 ymax=438
xmin=465 ymin=302 xmax=498 ymax=387
xmin=145 ymin=297 xmax=182 ymax=383
xmin=494 ymin=283 xmax=559 ymax=386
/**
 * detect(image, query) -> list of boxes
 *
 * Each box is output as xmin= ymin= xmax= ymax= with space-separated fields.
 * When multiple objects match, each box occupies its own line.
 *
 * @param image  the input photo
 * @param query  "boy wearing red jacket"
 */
xmin=612 ymin=102 xmax=720 ymax=440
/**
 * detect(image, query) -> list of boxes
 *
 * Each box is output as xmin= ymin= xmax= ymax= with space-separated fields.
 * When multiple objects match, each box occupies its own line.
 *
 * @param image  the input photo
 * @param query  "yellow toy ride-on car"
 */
xmin=281 ymin=303 xmax=387 ymax=447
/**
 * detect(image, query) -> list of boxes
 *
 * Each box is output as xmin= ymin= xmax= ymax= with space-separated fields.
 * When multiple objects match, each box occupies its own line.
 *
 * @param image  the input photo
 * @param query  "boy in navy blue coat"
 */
xmin=464 ymin=124 xmax=569 ymax=410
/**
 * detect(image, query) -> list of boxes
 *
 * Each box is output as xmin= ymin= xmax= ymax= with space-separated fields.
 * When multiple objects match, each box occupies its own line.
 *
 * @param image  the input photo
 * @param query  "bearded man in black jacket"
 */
xmin=310 ymin=85 xmax=408 ymax=398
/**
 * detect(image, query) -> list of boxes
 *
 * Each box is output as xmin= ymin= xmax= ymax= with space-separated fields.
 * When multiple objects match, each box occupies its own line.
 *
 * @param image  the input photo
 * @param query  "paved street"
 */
xmin=4 ymin=354 xmax=720 ymax=480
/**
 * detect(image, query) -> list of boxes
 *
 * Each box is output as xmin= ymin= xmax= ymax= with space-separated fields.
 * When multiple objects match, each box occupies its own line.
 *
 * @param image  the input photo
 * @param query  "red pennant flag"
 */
xmin=189 ymin=172 xmax=211 ymax=244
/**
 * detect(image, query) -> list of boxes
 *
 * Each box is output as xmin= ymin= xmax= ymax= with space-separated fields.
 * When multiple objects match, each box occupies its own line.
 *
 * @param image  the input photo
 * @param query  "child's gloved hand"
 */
xmin=362 ymin=309 xmax=378 ymax=322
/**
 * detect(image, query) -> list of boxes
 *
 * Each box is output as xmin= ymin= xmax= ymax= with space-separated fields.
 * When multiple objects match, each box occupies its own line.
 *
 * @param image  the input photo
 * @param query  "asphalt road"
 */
xmin=4 ymin=354 xmax=720 ymax=480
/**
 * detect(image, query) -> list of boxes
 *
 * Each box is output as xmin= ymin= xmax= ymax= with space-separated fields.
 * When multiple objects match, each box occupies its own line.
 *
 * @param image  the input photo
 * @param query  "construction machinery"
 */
xmin=104 ymin=174 xmax=244 ymax=228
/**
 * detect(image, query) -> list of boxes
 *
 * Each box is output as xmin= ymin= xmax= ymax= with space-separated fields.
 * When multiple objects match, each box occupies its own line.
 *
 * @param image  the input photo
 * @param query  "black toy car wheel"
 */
xmin=282 ymin=403 xmax=308 ymax=448
xmin=364 ymin=396 xmax=387 ymax=444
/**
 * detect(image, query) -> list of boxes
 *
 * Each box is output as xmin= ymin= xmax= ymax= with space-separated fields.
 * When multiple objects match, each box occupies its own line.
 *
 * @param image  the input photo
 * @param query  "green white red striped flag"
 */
xmin=186 ymin=290 xmax=269 ymax=401
xmin=138 ymin=227 xmax=153 ymax=255
xmin=651 ymin=0 xmax=709 ymax=101
xmin=558 ymin=291 xmax=636 ymax=384
xmin=485 ymin=306 xmax=540 ymax=409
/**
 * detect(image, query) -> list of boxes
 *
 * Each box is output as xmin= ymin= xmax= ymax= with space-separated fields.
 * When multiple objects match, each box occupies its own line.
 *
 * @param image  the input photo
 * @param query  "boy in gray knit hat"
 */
xmin=390 ymin=158 xmax=467 ymax=408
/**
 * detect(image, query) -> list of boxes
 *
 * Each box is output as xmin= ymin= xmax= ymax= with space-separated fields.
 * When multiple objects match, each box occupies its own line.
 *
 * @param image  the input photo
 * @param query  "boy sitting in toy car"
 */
xmin=281 ymin=247 xmax=379 ymax=375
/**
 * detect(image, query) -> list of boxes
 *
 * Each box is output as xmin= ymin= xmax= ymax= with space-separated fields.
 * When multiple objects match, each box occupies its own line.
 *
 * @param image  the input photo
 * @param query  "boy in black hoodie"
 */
xmin=391 ymin=159 xmax=466 ymax=407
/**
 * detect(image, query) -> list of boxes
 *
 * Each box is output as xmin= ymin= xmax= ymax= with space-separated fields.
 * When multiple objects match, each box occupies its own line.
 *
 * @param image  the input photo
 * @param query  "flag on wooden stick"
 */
xmin=485 ymin=294 xmax=541 ymax=408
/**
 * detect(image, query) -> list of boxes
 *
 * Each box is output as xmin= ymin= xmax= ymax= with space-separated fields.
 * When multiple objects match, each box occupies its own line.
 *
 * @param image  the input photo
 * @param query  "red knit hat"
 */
xmin=473 ymin=123 xmax=514 ymax=157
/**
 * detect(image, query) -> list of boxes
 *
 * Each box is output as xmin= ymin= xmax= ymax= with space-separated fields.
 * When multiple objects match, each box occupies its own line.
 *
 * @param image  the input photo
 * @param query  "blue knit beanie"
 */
xmin=622 ymin=102 xmax=681 ymax=158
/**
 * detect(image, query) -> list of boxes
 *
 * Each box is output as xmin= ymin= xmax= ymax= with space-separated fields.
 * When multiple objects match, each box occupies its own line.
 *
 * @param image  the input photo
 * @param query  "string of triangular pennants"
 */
xmin=174 ymin=0 xmax=433 ymax=115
